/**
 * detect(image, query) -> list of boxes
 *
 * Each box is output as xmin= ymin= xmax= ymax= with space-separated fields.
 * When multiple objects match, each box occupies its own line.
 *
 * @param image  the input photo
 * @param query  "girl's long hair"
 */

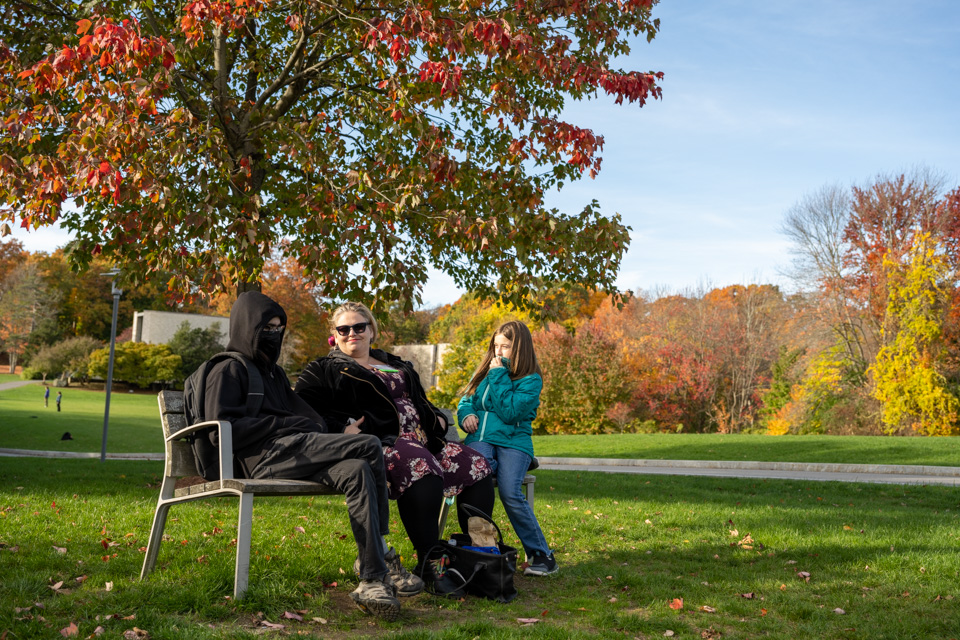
xmin=462 ymin=321 xmax=541 ymax=396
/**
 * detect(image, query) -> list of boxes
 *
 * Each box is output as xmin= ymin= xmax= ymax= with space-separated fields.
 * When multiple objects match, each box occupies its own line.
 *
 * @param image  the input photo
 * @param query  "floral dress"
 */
xmin=372 ymin=367 xmax=491 ymax=500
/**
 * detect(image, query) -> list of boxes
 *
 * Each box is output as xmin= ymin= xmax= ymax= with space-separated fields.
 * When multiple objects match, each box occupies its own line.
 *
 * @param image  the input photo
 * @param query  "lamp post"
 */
xmin=100 ymin=269 xmax=122 ymax=463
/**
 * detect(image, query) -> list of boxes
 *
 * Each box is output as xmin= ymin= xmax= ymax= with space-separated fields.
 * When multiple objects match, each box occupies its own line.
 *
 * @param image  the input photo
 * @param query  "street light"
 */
xmin=100 ymin=268 xmax=122 ymax=463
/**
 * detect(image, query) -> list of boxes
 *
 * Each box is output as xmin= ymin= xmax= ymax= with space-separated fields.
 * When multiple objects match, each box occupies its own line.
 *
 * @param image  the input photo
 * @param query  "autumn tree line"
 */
xmin=429 ymin=170 xmax=960 ymax=437
xmin=3 ymin=170 xmax=959 ymax=436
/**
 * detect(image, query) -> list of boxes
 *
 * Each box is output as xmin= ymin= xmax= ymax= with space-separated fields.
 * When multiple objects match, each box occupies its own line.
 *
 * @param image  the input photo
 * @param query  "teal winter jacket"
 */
xmin=457 ymin=367 xmax=542 ymax=460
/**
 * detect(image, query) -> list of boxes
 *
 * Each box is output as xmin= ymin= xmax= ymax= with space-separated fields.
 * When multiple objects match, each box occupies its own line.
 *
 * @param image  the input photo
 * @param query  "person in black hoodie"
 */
xmin=199 ymin=291 xmax=401 ymax=620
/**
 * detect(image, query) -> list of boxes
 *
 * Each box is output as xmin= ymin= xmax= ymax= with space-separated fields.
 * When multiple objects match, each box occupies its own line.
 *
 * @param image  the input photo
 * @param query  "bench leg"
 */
xmin=234 ymin=492 xmax=254 ymax=599
xmin=437 ymin=496 xmax=454 ymax=538
xmin=140 ymin=500 xmax=171 ymax=580
xmin=524 ymin=478 xmax=534 ymax=507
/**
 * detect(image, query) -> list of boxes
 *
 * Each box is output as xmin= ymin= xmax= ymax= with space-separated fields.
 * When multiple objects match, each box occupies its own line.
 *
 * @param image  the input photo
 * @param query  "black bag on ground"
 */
xmin=182 ymin=352 xmax=263 ymax=481
xmin=423 ymin=504 xmax=518 ymax=603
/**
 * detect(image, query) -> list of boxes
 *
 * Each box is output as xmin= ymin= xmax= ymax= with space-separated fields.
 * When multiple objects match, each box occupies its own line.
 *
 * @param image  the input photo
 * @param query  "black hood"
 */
xmin=226 ymin=291 xmax=287 ymax=365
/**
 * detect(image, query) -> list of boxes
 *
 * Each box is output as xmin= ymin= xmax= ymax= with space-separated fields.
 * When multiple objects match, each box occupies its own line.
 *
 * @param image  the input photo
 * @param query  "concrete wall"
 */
xmin=132 ymin=310 xmax=229 ymax=346
xmin=392 ymin=343 xmax=450 ymax=390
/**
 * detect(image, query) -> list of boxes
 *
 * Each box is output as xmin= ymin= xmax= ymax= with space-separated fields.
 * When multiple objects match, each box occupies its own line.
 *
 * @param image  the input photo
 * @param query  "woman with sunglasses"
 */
xmin=295 ymin=302 xmax=495 ymax=596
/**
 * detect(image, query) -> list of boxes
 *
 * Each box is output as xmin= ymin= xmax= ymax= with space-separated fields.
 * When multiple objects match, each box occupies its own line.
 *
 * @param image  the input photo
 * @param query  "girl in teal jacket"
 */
xmin=457 ymin=321 xmax=558 ymax=576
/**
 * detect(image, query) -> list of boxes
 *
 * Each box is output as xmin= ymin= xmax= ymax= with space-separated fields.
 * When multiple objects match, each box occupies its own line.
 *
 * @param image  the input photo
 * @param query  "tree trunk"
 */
xmin=237 ymin=280 xmax=262 ymax=295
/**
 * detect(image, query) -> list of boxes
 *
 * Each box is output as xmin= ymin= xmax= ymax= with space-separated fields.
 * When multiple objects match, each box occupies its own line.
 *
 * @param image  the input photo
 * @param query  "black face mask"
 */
xmin=257 ymin=330 xmax=284 ymax=368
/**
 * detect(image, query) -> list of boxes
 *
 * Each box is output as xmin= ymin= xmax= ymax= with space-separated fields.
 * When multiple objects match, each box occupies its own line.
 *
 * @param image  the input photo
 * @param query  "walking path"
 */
xmin=2 ymin=447 xmax=960 ymax=486
xmin=537 ymin=457 xmax=960 ymax=486
xmin=0 ymin=380 xmax=39 ymax=391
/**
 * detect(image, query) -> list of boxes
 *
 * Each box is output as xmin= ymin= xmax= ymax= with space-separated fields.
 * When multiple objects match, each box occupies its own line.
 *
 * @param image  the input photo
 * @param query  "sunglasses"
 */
xmin=335 ymin=322 xmax=370 ymax=337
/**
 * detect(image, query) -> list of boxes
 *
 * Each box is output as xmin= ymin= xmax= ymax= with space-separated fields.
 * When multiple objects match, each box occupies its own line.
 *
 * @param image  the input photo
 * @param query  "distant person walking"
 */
xmin=56 ymin=391 xmax=62 ymax=412
xmin=44 ymin=386 xmax=50 ymax=407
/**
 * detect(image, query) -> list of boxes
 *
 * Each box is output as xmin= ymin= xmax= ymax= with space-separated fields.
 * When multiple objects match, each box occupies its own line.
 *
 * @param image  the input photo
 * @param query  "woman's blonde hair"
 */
xmin=330 ymin=301 xmax=379 ymax=341
xmin=462 ymin=320 xmax=541 ymax=396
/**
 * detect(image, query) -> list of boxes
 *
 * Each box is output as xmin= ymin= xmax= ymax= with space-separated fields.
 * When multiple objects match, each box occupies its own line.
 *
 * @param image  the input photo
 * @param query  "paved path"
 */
xmin=3 ymin=448 xmax=960 ymax=486
xmin=0 ymin=380 xmax=40 ymax=391
xmin=537 ymin=457 xmax=960 ymax=486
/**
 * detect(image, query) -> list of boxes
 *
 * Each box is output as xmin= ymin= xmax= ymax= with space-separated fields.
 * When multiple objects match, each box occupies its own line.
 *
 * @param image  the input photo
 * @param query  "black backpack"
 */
xmin=183 ymin=352 xmax=264 ymax=480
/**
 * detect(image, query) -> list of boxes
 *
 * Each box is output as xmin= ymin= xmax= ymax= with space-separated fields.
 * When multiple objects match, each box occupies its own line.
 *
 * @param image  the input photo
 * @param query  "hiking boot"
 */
xmin=354 ymin=547 xmax=424 ymax=597
xmin=523 ymin=551 xmax=559 ymax=576
xmin=350 ymin=578 xmax=401 ymax=620
xmin=415 ymin=557 xmax=467 ymax=599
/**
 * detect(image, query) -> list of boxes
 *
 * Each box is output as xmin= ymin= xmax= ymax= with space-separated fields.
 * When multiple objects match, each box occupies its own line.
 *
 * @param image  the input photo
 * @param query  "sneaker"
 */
xmin=350 ymin=578 xmax=401 ymax=620
xmin=523 ymin=551 xmax=559 ymax=576
xmin=354 ymin=547 xmax=424 ymax=597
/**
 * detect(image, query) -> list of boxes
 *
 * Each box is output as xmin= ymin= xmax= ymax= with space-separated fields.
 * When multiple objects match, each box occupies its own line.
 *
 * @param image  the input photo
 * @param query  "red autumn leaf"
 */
xmin=77 ymin=19 xmax=93 ymax=35
xmin=668 ymin=598 xmax=683 ymax=610
xmin=761 ymin=608 xmax=768 ymax=616
xmin=60 ymin=622 xmax=79 ymax=637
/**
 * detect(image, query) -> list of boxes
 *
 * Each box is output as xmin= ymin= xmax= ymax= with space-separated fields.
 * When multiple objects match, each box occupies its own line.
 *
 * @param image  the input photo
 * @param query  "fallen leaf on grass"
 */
xmin=699 ymin=605 xmax=716 ymax=613
xmin=122 ymin=628 xmax=149 ymax=639
xmin=668 ymin=598 xmax=683 ymax=610
xmin=311 ymin=617 xmax=327 ymax=624
xmin=664 ymin=631 xmax=675 ymax=637
xmin=105 ymin=582 xmax=114 ymax=592
xmin=760 ymin=608 xmax=768 ymax=616
xmin=75 ymin=575 xmax=87 ymax=583
xmin=797 ymin=571 xmax=811 ymax=582
xmin=53 ymin=546 xmax=67 ymax=554
xmin=93 ymin=626 xmax=105 ymax=636
xmin=609 ymin=597 xmax=618 ymax=603
xmin=260 ymin=621 xmax=285 ymax=629
xmin=282 ymin=611 xmax=303 ymax=621
xmin=517 ymin=618 xmax=540 ymax=625
xmin=60 ymin=623 xmax=79 ymax=637
xmin=834 ymin=608 xmax=846 ymax=614
xmin=739 ymin=592 xmax=755 ymax=599
xmin=49 ymin=581 xmax=69 ymax=594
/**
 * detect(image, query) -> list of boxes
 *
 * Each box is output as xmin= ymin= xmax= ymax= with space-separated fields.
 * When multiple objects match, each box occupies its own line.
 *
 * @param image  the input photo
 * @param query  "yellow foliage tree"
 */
xmin=870 ymin=235 xmax=960 ymax=435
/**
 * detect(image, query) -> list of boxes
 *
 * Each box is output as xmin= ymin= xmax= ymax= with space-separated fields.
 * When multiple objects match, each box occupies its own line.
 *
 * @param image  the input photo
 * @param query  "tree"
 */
xmin=0 ymin=236 xmax=26 ymax=282
xmin=0 ymin=0 xmax=662 ymax=310
xmin=167 ymin=320 xmax=225 ymax=378
xmin=870 ymin=236 xmax=960 ymax=436
xmin=26 ymin=335 xmax=102 ymax=384
xmin=534 ymin=321 xmax=630 ymax=434
xmin=0 ymin=261 xmax=58 ymax=372
xmin=87 ymin=341 xmax=181 ymax=388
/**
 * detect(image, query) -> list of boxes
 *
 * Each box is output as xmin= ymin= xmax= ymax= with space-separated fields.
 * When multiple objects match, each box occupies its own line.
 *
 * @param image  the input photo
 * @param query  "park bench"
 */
xmin=140 ymin=390 xmax=341 ymax=599
xmin=140 ymin=394 xmax=536 ymax=599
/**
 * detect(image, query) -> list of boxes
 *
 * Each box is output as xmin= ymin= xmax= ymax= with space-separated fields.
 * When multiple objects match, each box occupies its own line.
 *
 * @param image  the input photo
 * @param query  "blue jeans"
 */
xmin=468 ymin=441 xmax=551 ymax=559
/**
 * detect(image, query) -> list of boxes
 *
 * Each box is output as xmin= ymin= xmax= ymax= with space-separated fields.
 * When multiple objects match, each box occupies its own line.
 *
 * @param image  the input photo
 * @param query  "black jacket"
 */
xmin=295 ymin=348 xmax=447 ymax=455
xmin=200 ymin=291 xmax=327 ymax=478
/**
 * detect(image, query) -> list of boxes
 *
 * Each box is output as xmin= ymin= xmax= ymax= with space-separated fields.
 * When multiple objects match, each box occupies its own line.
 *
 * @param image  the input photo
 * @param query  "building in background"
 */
xmin=392 ymin=343 xmax=449 ymax=390
xmin=132 ymin=311 xmax=228 ymax=346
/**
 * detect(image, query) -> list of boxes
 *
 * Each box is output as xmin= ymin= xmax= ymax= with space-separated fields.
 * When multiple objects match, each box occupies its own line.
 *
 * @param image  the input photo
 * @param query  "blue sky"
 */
xmin=9 ymin=1 xmax=960 ymax=308
xmin=424 ymin=0 xmax=960 ymax=305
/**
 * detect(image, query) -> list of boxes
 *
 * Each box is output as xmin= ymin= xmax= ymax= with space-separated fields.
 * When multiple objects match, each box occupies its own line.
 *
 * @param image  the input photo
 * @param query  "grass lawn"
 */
xmin=0 ymin=373 xmax=23 ymax=384
xmin=1 ymin=459 xmax=958 ymax=639
xmin=0 ymin=384 xmax=161 ymax=453
xmin=531 ymin=433 xmax=960 ymax=468
xmin=3 ymin=383 xmax=960 ymax=468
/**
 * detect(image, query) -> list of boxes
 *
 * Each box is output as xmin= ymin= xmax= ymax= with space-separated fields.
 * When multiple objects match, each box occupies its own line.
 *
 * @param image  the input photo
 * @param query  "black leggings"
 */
xmin=397 ymin=474 xmax=495 ymax=562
